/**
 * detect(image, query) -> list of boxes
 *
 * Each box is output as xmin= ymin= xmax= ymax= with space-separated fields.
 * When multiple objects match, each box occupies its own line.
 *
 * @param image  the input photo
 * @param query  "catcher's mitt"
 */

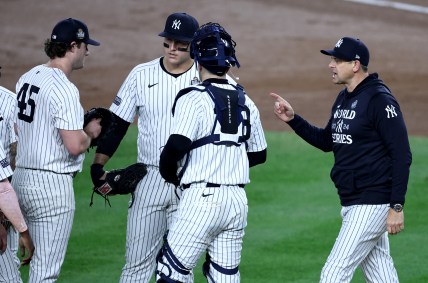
xmin=90 ymin=163 xmax=148 ymax=208
xmin=83 ymin=107 xmax=116 ymax=148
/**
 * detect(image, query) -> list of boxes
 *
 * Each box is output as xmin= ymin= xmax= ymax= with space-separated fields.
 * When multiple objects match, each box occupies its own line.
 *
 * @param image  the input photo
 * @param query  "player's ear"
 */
xmin=353 ymin=60 xmax=361 ymax=73
xmin=69 ymin=41 xmax=78 ymax=51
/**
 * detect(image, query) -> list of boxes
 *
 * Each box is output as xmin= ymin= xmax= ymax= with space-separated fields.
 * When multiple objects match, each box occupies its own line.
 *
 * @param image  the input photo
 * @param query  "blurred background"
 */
xmin=1 ymin=0 xmax=428 ymax=135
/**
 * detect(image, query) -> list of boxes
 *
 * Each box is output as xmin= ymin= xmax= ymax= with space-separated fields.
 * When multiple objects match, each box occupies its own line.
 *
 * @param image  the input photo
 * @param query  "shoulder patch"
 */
xmin=1 ymin=158 xmax=10 ymax=168
xmin=385 ymin=105 xmax=398 ymax=118
xmin=113 ymin=96 xmax=122 ymax=106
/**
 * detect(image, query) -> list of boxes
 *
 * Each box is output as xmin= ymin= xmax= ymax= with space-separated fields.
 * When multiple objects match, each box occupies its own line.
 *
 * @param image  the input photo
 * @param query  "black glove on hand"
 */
xmin=90 ymin=164 xmax=106 ymax=188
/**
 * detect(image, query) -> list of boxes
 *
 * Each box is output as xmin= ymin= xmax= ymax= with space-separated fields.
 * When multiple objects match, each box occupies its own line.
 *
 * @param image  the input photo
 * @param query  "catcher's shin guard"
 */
xmin=156 ymin=240 xmax=190 ymax=283
xmin=202 ymin=253 xmax=239 ymax=282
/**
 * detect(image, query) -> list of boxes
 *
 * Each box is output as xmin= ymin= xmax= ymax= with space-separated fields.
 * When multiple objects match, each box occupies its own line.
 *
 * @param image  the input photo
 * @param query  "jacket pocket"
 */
xmin=330 ymin=169 xmax=357 ymax=197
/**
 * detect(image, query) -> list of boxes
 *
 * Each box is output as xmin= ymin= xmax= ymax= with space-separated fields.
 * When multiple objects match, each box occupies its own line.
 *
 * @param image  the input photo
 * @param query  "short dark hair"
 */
xmin=44 ymin=39 xmax=82 ymax=59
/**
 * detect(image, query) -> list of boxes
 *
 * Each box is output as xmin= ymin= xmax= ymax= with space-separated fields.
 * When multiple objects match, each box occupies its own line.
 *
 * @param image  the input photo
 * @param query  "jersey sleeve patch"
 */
xmin=113 ymin=96 xmax=122 ymax=106
xmin=0 ymin=158 xmax=10 ymax=168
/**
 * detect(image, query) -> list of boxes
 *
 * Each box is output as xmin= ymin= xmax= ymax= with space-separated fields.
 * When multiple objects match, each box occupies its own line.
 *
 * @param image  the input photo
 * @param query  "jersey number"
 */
xmin=17 ymin=83 xmax=39 ymax=123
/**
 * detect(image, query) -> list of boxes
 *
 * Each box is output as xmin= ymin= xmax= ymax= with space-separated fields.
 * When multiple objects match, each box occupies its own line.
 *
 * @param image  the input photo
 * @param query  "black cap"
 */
xmin=321 ymin=37 xmax=369 ymax=66
xmin=158 ymin=13 xmax=199 ymax=42
xmin=51 ymin=18 xmax=100 ymax=46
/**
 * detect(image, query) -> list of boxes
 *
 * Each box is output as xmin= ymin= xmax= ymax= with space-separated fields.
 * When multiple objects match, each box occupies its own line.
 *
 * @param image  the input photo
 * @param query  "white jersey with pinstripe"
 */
xmin=0 ymin=86 xmax=15 ymax=180
xmin=12 ymin=65 xmax=83 ymax=282
xmin=15 ymin=65 xmax=85 ymax=173
xmin=0 ymin=86 xmax=17 ymax=162
xmin=0 ymin=86 xmax=22 ymax=283
xmin=0 ymin=147 xmax=12 ymax=182
xmin=109 ymin=57 xmax=200 ymax=283
xmin=157 ymin=81 xmax=267 ymax=282
xmin=110 ymin=57 xmax=200 ymax=166
xmin=175 ymin=82 xmax=267 ymax=185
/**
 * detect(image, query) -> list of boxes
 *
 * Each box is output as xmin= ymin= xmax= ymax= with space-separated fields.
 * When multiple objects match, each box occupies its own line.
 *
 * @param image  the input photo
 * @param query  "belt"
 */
xmin=21 ymin=167 xmax=78 ymax=178
xmin=182 ymin=182 xmax=245 ymax=189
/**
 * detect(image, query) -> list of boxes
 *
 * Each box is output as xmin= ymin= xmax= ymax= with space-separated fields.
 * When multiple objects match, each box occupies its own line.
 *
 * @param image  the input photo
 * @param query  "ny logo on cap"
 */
xmin=335 ymin=38 xmax=344 ymax=48
xmin=172 ymin=19 xmax=181 ymax=30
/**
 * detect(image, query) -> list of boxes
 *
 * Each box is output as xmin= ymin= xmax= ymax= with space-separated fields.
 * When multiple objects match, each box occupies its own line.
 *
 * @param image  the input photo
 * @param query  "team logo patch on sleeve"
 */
xmin=385 ymin=105 xmax=397 ymax=118
xmin=0 ymin=158 xmax=10 ymax=168
xmin=113 ymin=96 xmax=122 ymax=106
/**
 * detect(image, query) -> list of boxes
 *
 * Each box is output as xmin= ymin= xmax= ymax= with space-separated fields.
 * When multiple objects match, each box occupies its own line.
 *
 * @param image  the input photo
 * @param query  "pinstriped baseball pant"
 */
xmin=156 ymin=184 xmax=248 ymax=283
xmin=120 ymin=167 xmax=178 ymax=283
xmin=12 ymin=168 xmax=75 ymax=283
xmin=0 ymin=228 xmax=21 ymax=283
xmin=320 ymin=204 xmax=399 ymax=283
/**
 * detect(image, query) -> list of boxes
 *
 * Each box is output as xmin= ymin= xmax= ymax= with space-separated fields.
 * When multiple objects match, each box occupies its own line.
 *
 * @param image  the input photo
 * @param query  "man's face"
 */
xmin=163 ymin=38 xmax=191 ymax=66
xmin=328 ymin=57 xmax=356 ymax=85
xmin=72 ymin=42 xmax=89 ymax=70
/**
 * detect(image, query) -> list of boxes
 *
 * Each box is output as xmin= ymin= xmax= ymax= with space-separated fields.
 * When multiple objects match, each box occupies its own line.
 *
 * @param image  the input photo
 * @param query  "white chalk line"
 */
xmin=345 ymin=0 xmax=428 ymax=15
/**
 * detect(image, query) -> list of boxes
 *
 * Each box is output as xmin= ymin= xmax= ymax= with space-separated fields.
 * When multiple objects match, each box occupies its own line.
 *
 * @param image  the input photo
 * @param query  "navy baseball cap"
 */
xmin=321 ymin=37 xmax=369 ymax=66
xmin=158 ymin=13 xmax=199 ymax=42
xmin=51 ymin=18 xmax=100 ymax=46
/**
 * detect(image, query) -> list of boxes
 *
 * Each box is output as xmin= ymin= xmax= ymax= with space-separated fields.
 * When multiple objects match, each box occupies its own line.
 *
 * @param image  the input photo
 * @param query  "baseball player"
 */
xmin=0 ymin=68 xmax=19 ymax=265
xmin=0 ymin=148 xmax=35 ymax=280
xmin=155 ymin=22 xmax=267 ymax=283
xmin=90 ymin=13 xmax=201 ymax=282
xmin=0 ymin=70 xmax=34 ymax=282
xmin=270 ymin=37 xmax=412 ymax=282
xmin=12 ymin=18 xmax=101 ymax=282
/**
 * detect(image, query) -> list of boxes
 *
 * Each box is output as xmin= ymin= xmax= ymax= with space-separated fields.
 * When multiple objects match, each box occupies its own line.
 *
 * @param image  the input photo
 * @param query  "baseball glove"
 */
xmin=90 ymin=163 xmax=148 ymax=208
xmin=83 ymin=107 xmax=116 ymax=148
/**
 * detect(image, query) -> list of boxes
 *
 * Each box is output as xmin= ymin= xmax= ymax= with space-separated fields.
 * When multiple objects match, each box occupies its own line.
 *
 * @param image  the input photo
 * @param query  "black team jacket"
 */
xmin=287 ymin=73 xmax=412 ymax=207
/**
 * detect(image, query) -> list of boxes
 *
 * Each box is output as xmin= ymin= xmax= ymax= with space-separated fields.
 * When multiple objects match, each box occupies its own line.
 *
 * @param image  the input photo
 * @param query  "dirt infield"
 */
xmin=1 ymin=0 xmax=427 ymax=136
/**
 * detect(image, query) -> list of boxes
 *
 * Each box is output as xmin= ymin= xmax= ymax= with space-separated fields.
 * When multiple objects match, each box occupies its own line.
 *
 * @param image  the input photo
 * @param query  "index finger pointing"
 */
xmin=269 ymin=92 xmax=281 ymax=100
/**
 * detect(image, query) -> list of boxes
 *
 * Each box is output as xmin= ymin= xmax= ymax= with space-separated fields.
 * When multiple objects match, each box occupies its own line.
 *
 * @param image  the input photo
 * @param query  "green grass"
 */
xmin=19 ymin=128 xmax=428 ymax=282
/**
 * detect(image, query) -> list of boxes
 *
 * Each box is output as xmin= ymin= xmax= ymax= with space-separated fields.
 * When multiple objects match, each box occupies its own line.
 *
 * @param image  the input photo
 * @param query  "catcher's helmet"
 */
xmin=190 ymin=22 xmax=240 ymax=75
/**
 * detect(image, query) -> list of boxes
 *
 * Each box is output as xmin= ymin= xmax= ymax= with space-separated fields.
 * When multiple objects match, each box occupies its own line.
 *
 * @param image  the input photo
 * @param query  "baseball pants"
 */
xmin=119 ymin=166 xmax=178 ymax=283
xmin=320 ymin=204 xmax=399 ymax=283
xmin=156 ymin=184 xmax=248 ymax=283
xmin=12 ymin=168 xmax=75 ymax=283
xmin=0 ymin=228 xmax=21 ymax=283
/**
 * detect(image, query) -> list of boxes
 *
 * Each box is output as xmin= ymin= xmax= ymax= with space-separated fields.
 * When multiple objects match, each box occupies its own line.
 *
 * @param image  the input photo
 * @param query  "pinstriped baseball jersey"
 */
xmin=0 ymin=86 xmax=17 ymax=162
xmin=172 ymin=82 xmax=267 ymax=185
xmin=0 ymin=146 xmax=12 ymax=180
xmin=0 ymin=148 xmax=21 ymax=283
xmin=15 ymin=65 xmax=85 ymax=173
xmin=110 ymin=57 xmax=200 ymax=166
xmin=156 ymin=79 xmax=267 ymax=282
xmin=0 ymin=86 xmax=16 ymax=180
xmin=0 ymin=86 xmax=21 ymax=283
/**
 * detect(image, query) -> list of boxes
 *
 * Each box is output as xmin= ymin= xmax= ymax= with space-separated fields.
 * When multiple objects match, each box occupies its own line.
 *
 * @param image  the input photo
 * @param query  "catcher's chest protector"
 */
xmin=174 ymin=82 xmax=251 ymax=151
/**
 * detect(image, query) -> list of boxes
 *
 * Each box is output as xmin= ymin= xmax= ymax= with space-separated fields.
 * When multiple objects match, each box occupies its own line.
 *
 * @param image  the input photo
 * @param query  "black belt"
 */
xmin=182 ymin=182 xmax=245 ymax=189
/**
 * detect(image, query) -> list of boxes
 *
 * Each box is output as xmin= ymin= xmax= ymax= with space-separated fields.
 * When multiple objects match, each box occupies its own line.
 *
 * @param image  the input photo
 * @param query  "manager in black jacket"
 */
xmin=270 ymin=37 xmax=412 ymax=283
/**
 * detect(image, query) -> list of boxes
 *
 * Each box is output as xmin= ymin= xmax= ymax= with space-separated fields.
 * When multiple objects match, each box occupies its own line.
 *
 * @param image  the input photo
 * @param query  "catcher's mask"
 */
xmin=190 ymin=22 xmax=240 ymax=76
